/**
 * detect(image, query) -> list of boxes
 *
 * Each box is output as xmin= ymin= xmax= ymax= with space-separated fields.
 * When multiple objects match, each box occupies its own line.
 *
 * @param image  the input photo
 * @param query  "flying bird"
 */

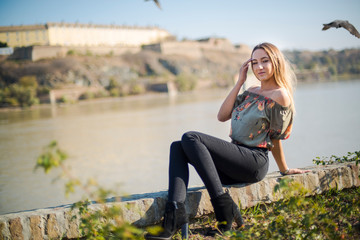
xmin=145 ymin=0 xmax=162 ymax=10
xmin=322 ymin=20 xmax=360 ymax=39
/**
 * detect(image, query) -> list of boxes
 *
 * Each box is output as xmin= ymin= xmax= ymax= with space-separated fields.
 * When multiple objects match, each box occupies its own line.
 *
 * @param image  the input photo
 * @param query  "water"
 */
xmin=1 ymin=80 xmax=360 ymax=215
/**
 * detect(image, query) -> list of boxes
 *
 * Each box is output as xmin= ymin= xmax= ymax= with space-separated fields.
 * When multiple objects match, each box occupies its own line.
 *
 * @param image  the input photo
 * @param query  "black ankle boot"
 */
xmin=145 ymin=201 xmax=189 ymax=240
xmin=210 ymin=192 xmax=244 ymax=234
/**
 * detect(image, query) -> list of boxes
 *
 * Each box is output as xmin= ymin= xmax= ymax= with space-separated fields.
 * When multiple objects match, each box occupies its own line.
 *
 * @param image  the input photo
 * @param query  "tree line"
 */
xmin=284 ymin=48 xmax=360 ymax=77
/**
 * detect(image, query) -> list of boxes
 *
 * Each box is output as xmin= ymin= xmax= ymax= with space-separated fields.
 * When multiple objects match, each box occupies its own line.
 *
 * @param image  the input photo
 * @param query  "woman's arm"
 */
xmin=271 ymin=139 xmax=310 ymax=175
xmin=218 ymin=58 xmax=252 ymax=122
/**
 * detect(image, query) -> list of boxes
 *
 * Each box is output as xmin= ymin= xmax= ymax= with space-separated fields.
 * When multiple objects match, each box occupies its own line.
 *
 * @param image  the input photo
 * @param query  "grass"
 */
xmin=172 ymin=186 xmax=360 ymax=240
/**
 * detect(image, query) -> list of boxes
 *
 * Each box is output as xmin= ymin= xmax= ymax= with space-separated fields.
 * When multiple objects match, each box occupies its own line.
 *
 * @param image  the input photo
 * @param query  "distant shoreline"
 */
xmin=1 ymin=77 xmax=360 ymax=112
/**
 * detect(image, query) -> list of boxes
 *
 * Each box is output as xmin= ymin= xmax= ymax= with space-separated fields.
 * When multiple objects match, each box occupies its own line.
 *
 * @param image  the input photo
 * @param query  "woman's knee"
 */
xmin=181 ymin=131 xmax=200 ymax=143
xmin=170 ymin=141 xmax=182 ymax=152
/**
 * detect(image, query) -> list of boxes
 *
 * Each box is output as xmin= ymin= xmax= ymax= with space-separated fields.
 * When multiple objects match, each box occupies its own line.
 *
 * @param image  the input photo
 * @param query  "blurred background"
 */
xmin=0 ymin=0 xmax=359 ymax=215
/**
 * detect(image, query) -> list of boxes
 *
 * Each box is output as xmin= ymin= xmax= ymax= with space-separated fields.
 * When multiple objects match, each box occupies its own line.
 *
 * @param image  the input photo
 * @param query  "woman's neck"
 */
xmin=260 ymin=77 xmax=279 ymax=91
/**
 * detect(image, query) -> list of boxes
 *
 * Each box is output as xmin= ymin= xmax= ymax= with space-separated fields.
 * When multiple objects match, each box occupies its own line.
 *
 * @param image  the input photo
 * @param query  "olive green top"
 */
xmin=230 ymin=91 xmax=293 ymax=149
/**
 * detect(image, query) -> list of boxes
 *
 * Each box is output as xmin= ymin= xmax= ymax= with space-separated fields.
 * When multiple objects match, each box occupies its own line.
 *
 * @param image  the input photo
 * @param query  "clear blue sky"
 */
xmin=1 ymin=0 xmax=359 ymax=50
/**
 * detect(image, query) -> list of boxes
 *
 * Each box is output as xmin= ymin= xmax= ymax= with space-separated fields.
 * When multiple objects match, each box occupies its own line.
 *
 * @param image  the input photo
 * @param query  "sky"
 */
xmin=0 ymin=0 xmax=359 ymax=51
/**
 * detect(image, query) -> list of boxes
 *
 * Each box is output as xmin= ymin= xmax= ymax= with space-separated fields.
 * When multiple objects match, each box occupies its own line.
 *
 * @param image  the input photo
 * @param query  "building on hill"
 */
xmin=0 ymin=22 xmax=173 ymax=48
xmin=142 ymin=37 xmax=251 ymax=58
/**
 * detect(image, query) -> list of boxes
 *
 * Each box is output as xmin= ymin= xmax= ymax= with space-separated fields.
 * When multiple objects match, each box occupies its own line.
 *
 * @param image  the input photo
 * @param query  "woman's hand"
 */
xmin=237 ymin=58 xmax=253 ymax=85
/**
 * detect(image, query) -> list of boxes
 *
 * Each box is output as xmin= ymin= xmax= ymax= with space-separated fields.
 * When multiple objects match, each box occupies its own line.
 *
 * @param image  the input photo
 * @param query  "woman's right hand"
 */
xmin=237 ymin=58 xmax=252 ymax=85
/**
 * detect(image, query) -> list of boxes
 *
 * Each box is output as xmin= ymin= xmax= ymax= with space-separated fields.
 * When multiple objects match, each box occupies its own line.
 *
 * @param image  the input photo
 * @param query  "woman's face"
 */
xmin=251 ymin=49 xmax=275 ymax=82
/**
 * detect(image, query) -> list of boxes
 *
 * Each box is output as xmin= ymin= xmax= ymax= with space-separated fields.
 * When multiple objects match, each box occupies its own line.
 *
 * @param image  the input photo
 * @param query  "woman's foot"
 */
xmin=145 ymin=201 xmax=188 ymax=240
xmin=209 ymin=191 xmax=244 ymax=235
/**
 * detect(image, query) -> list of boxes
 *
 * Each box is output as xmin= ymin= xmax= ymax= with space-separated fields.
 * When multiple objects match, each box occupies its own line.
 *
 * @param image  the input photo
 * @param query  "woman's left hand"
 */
xmin=286 ymin=168 xmax=311 ymax=175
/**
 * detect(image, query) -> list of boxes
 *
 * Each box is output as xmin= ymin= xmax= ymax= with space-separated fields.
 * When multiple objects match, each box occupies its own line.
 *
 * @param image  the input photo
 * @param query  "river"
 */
xmin=1 ymin=80 xmax=360 ymax=215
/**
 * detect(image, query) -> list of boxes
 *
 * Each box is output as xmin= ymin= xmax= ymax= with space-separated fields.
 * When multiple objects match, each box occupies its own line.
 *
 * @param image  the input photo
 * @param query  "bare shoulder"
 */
xmin=247 ymin=85 xmax=260 ymax=93
xmin=271 ymin=88 xmax=291 ymax=107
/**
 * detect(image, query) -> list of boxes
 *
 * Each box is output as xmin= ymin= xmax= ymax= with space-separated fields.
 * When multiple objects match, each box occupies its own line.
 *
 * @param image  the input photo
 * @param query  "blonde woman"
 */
xmin=145 ymin=42 xmax=309 ymax=239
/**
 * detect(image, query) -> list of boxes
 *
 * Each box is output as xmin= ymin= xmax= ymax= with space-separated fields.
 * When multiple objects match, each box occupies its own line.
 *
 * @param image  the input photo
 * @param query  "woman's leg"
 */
xmin=145 ymin=141 xmax=190 ymax=239
xmin=181 ymin=131 xmax=268 ymax=199
xmin=168 ymin=141 xmax=190 ymax=203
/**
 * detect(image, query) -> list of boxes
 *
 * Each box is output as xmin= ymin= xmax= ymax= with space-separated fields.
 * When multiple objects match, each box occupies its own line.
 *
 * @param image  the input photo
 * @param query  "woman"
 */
xmin=145 ymin=42 xmax=309 ymax=239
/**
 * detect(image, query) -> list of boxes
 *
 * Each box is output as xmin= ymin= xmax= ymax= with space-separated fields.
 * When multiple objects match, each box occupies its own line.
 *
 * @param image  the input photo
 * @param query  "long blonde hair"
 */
xmin=252 ymin=42 xmax=296 ymax=111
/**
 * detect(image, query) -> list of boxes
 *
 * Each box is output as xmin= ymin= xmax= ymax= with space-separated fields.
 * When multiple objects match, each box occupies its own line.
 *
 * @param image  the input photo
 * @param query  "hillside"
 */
xmin=0 ymin=48 xmax=250 ymax=89
xmin=0 ymin=47 xmax=359 ymax=107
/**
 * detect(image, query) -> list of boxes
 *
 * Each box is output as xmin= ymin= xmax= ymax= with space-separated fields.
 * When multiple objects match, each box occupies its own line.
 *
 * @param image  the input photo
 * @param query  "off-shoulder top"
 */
xmin=230 ymin=90 xmax=293 ymax=149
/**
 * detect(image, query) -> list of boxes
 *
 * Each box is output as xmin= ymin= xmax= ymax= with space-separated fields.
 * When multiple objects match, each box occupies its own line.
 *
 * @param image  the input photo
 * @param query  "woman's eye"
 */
xmin=262 ymin=60 xmax=269 ymax=63
xmin=252 ymin=62 xmax=258 ymax=65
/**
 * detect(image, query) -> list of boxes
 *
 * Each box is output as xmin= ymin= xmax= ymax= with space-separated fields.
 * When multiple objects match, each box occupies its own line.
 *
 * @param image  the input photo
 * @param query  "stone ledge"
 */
xmin=1 ymin=162 xmax=359 ymax=240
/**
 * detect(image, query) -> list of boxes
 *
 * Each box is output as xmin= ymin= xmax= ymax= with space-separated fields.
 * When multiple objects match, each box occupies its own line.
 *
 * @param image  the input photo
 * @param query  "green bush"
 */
xmin=79 ymin=91 xmax=95 ymax=100
xmin=0 ymin=84 xmax=39 ymax=107
xmin=94 ymin=90 xmax=109 ymax=98
xmin=0 ymin=75 xmax=41 ymax=108
xmin=67 ymin=49 xmax=76 ymax=56
xmin=175 ymin=73 xmax=197 ymax=92
xmin=109 ymin=88 xmax=121 ymax=97
xmin=106 ymin=78 xmax=119 ymax=91
xmin=36 ymin=86 xmax=50 ymax=96
xmin=59 ymin=95 xmax=71 ymax=103
xmin=86 ymin=50 xmax=93 ymax=57
xmin=313 ymin=151 xmax=360 ymax=166
xmin=130 ymin=83 xmax=145 ymax=95
xmin=19 ymin=75 xmax=38 ymax=89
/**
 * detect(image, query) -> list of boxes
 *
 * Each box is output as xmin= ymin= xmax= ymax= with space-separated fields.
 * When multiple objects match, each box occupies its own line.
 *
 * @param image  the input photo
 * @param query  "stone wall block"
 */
xmin=0 ymin=221 xmax=4 ymax=240
xmin=121 ymin=200 xmax=146 ymax=225
xmin=260 ymin=178 xmax=276 ymax=203
xmin=188 ymin=189 xmax=212 ymax=218
xmin=256 ymin=181 xmax=268 ymax=202
xmin=46 ymin=214 xmax=60 ymax=239
xmin=318 ymin=169 xmax=330 ymax=192
xmin=128 ymin=198 xmax=159 ymax=227
xmin=56 ymin=210 xmax=67 ymax=238
xmin=154 ymin=196 xmax=167 ymax=222
xmin=0 ymin=220 xmax=10 ymax=240
xmin=244 ymin=184 xmax=257 ymax=208
xmin=291 ymin=173 xmax=306 ymax=187
xmin=329 ymin=168 xmax=340 ymax=189
xmin=350 ymin=164 xmax=360 ymax=186
xmin=304 ymin=172 xmax=320 ymax=194
xmin=267 ymin=177 xmax=281 ymax=202
xmin=64 ymin=211 xmax=80 ymax=239
xmin=341 ymin=165 xmax=354 ymax=189
xmin=340 ymin=164 xmax=352 ymax=190
xmin=29 ymin=215 xmax=43 ymax=240
xmin=129 ymin=196 xmax=167 ymax=226
xmin=230 ymin=186 xmax=248 ymax=209
xmin=9 ymin=218 xmax=24 ymax=240
xmin=249 ymin=183 xmax=262 ymax=207
xmin=337 ymin=167 xmax=345 ymax=190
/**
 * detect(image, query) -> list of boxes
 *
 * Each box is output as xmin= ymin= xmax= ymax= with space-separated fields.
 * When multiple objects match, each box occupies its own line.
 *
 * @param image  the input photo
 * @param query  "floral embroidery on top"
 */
xmin=257 ymin=100 xmax=265 ymax=111
xmin=267 ymin=101 xmax=275 ymax=109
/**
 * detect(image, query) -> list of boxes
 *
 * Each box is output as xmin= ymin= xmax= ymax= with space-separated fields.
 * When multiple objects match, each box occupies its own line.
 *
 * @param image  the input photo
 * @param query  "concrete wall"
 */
xmin=1 ymin=162 xmax=359 ymax=239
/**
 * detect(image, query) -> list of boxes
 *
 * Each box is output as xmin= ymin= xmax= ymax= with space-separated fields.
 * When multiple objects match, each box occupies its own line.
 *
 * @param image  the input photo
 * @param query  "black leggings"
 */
xmin=168 ymin=131 xmax=269 ymax=202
